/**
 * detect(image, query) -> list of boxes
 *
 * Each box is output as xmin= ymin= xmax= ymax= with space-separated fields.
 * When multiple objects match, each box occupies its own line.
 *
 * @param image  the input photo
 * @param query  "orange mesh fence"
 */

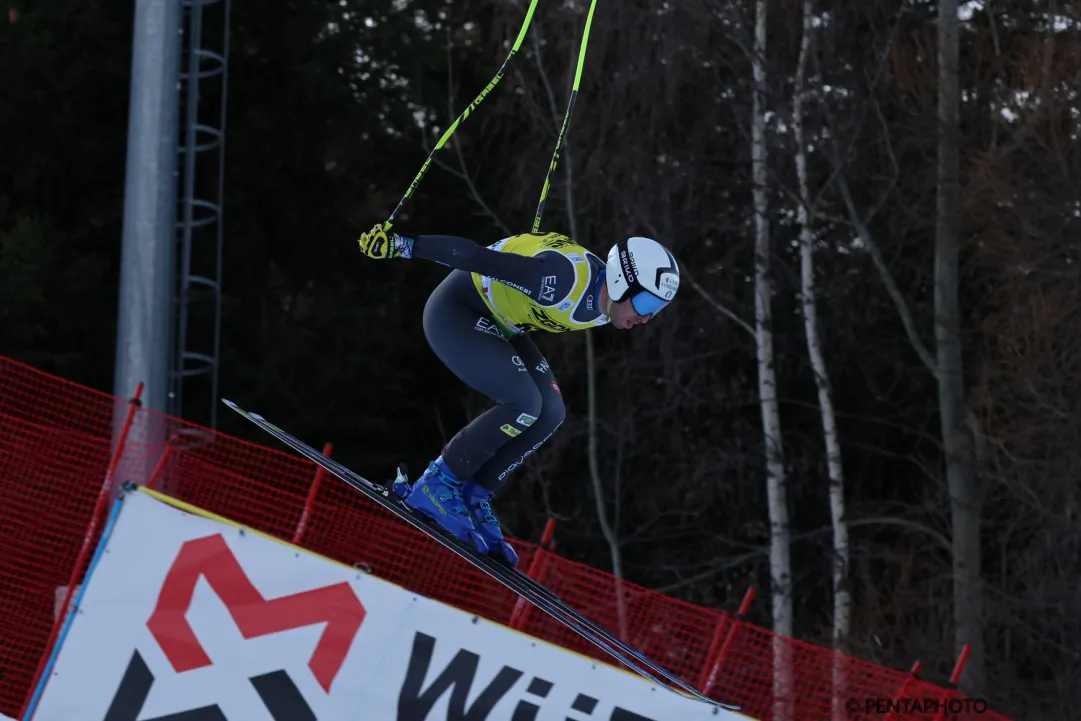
xmin=0 ymin=354 xmax=1011 ymax=721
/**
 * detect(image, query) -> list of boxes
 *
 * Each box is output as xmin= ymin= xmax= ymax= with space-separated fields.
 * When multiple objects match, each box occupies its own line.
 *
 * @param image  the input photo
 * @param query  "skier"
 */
xmin=357 ymin=225 xmax=680 ymax=565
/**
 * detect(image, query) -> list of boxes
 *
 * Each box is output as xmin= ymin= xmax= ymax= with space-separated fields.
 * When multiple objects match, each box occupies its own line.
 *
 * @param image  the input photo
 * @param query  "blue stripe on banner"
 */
xmin=22 ymin=491 xmax=128 ymax=721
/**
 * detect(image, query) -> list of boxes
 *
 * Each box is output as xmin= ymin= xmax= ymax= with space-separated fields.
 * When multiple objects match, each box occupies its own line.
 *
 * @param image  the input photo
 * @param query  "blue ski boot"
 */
xmin=397 ymin=457 xmax=490 ymax=555
xmin=461 ymin=479 xmax=519 ymax=567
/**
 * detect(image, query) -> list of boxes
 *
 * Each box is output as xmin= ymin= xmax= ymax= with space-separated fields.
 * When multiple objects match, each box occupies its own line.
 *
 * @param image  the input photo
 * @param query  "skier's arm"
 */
xmin=410 ymin=234 xmax=548 ymax=295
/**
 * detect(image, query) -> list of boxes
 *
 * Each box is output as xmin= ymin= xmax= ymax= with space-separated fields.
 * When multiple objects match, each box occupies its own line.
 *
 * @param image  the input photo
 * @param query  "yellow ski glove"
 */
xmin=358 ymin=224 xmax=412 ymax=259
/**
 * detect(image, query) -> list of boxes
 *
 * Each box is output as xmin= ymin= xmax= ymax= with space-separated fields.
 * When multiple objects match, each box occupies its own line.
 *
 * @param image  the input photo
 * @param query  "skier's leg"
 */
xmin=455 ymin=336 xmax=564 ymax=563
xmin=399 ymin=269 xmax=543 ymax=559
xmin=423 ymin=271 xmax=547 ymax=477
xmin=470 ymin=336 xmax=565 ymax=494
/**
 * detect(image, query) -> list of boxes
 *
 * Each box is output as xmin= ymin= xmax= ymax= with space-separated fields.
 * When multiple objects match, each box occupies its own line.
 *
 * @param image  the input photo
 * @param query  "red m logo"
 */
xmin=146 ymin=533 xmax=366 ymax=693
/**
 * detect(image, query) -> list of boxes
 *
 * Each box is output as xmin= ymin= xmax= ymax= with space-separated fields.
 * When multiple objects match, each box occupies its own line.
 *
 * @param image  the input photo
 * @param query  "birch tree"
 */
xmin=751 ymin=0 xmax=793 ymax=716
xmin=791 ymin=1 xmax=849 ymax=717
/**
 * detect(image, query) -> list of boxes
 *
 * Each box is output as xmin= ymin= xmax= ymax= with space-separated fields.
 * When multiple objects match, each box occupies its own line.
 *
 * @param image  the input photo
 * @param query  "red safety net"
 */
xmin=0 ymin=355 xmax=1011 ymax=721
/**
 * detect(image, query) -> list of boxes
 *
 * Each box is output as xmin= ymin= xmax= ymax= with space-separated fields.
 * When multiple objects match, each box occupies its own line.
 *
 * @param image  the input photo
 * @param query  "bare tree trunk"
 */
xmin=792 ymin=2 xmax=849 ymax=718
xmin=821 ymin=4 xmax=992 ymax=695
xmin=935 ymin=0 xmax=985 ymax=697
xmin=752 ymin=0 xmax=793 ymax=717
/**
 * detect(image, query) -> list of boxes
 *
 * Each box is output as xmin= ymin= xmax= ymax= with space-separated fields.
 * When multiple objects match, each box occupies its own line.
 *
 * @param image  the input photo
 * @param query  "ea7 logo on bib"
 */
xmin=538 ymin=275 xmax=558 ymax=303
xmin=104 ymin=534 xmax=366 ymax=720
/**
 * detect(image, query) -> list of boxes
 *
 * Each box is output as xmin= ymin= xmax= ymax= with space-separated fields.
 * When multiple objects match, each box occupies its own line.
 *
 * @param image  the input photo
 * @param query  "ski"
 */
xmin=221 ymin=398 xmax=732 ymax=709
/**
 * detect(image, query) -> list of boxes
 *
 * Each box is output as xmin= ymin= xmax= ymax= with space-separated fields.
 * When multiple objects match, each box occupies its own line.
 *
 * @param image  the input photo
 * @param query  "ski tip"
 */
xmin=221 ymin=398 xmax=248 ymax=414
xmin=692 ymin=694 xmax=736 ymax=710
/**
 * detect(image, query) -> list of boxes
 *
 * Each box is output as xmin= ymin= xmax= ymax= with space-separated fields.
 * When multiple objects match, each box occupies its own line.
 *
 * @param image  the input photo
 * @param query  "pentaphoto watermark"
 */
xmin=846 ymin=696 xmax=990 ymax=715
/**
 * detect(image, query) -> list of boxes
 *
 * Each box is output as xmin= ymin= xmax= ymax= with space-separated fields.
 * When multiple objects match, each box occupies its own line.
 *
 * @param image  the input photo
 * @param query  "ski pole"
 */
xmin=383 ymin=0 xmax=542 ymax=233
xmin=532 ymin=0 xmax=598 ymax=233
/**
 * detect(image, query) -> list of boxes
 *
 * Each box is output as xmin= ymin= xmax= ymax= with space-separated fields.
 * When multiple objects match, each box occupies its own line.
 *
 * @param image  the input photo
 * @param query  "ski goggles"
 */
xmin=630 ymin=290 xmax=670 ymax=318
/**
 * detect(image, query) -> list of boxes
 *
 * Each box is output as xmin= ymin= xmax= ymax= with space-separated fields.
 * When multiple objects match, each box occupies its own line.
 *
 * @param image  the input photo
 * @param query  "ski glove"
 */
xmin=358 ymin=224 xmax=414 ymax=259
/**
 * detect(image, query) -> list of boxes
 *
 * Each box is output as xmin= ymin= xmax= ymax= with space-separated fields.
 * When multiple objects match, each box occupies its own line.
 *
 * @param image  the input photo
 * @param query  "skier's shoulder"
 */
xmin=500 ymin=231 xmax=589 ymax=256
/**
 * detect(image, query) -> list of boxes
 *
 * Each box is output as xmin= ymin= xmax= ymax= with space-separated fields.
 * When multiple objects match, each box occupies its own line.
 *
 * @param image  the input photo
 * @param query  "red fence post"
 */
xmin=933 ymin=644 xmax=971 ymax=721
xmin=146 ymin=438 xmax=176 ymax=491
xmin=293 ymin=442 xmax=333 ymax=545
xmin=883 ymin=660 xmax=922 ymax=721
xmin=699 ymin=586 xmax=757 ymax=698
xmin=696 ymin=614 xmax=731 ymax=692
xmin=20 ymin=382 xmax=144 ymax=719
xmin=509 ymin=518 xmax=557 ymax=630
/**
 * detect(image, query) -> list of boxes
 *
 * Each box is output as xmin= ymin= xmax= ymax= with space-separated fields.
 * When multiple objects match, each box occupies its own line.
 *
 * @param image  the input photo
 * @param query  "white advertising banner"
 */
xmin=29 ymin=488 xmax=743 ymax=721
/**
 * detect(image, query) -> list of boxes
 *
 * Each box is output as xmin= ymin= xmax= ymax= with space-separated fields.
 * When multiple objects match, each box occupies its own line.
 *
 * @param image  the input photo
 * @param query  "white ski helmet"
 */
xmin=605 ymin=236 xmax=680 ymax=318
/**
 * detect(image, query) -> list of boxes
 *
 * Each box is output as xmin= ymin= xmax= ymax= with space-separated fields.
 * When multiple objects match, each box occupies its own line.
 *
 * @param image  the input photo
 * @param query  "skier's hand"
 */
xmin=358 ymin=224 xmax=412 ymax=259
